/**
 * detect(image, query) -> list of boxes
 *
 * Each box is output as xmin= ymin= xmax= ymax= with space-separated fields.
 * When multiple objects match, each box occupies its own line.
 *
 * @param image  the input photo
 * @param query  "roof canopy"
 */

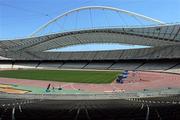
xmin=0 ymin=24 xmax=180 ymax=52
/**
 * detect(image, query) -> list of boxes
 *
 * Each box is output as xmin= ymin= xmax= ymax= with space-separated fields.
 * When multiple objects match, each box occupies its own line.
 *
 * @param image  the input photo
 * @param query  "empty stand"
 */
xmin=80 ymin=52 xmax=97 ymax=60
xmin=0 ymin=61 xmax=12 ymax=69
xmin=1 ymin=44 xmax=180 ymax=60
xmin=60 ymin=62 xmax=87 ymax=69
xmin=166 ymin=64 xmax=180 ymax=74
xmin=84 ymin=62 xmax=113 ymax=69
xmin=105 ymin=50 xmax=123 ymax=60
xmin=0 ymin=60 xmax=180 ymax=74
xmin=0 ymin=56 xmax=10 ymax=60
xmin=57 ymin=52 xmax=72 ymax=60
xmin=13 ymin=62 xmax=38 ymax=69
xmin=93 ymin=51 xmax=109 ymax=60
xmin=137 ymin=61 xmax=178 ymax=71
xmin=109 ymin=62 xmax=143 ymax=70
xmin=37 ymin=62 xmax=63 ymax=69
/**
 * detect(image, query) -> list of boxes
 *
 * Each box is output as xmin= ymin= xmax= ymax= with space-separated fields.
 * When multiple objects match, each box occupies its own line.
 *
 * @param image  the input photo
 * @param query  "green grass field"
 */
xmin=0 ymin=70 xmax=121 ymax=83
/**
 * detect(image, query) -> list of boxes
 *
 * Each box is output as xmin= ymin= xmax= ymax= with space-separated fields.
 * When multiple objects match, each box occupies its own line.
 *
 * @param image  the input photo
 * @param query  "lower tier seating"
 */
xmin=137 ymin=62 xmax=178 ymax=71
xmin=37 ymin=62 xmax=63 ymax=69
xmin=60 ymin=62 xmax=87 ymax=69
xmin=109 ymin=62 xmax=142 ymax=70
xmin=13 ymin=62 xmax=38 ymax=69
xmin=84 ymin=62 xmax=113 ymax=69
xmin=165 ymin=64 xmax=180 ymax=74
xmin=0 ymin=60 xmax=179 ymax=74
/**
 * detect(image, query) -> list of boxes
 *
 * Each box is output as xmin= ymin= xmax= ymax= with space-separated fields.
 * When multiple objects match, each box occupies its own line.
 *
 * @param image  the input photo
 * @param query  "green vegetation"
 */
xmin=0 ymin=70 xmax=121 ymax=83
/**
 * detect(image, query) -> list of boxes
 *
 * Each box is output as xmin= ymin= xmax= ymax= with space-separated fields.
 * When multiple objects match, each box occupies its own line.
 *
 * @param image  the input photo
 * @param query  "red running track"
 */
xmin=0 ymin=71 xmax=180 ymax=93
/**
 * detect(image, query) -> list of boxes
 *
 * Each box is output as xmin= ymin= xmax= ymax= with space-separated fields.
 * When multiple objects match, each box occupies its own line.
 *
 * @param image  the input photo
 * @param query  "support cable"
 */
xmin=75 ymin=11 xmax=79 ymax=30
xmin=47 ymin=15 xmax=64 ymax=33
xmin=103 ymin=9 xmax=110 ymax=27
xmin=89 ymin=9 xmax=93 ymax=28
xmin=116 ymin=11 xmax=128 ymax=27
xmin=61 ymin=15 xmax=68 ymax=31
xmin=132 ymin=15 xmax=144 ymax=26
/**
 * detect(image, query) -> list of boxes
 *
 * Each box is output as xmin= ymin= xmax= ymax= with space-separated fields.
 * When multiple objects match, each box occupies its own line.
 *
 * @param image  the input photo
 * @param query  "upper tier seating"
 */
xmin=0 ymin=56 xmax=10 ymax=60
xmin=2 ymin=44 xmax=180 ymax=60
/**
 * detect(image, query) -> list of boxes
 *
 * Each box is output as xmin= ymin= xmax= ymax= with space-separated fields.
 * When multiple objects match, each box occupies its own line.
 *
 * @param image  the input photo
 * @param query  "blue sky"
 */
xmin=0 ymin=0 xmax=180 ymax=51
xmin=47 ymin=43 xmax=150 ymax=52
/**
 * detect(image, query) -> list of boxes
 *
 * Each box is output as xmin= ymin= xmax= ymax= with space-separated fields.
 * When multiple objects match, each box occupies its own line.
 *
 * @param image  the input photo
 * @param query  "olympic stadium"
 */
xmin=0 ymin=4 xmax=180 ymax=120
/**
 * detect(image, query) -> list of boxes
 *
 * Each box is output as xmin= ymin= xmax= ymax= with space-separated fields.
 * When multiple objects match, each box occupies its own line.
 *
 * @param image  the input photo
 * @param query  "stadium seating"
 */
xmin=0 ymin=56 xmax=10 ymax=60
xmin=0 ymin=44 xmax=180 ymax=73
xmin=105 ymin=51 xmax=123 ymax=60
xmin=79 ymin=52 xmax=96 ymax=60
xmin=109 ymin=62 xmax=143 ymax=70
xmin=57 ymin=52 xmax=72 ymax=60
xmin=13 ymin=62 xmax=38 ymax=69
xmin=60 ymin=62 xmax=87 ymax=69
xmin=1 ymin=44 xmax=180 ymax=61
xmin=166 ymin=64 xmax=180 ymax=74
xmin=137 ymin=62 xmax=178 ymax=71
xmin=93 ymin=51 xmax=109 ymax=60
xmin=0 ymin=62 xmax=12 ymax=69
xmin=0 ymin=60 xmax=180 ymax=74
xmin=84 ymin=62 xmax=113 ymax=69
xmin=67 ymin=52 xmax=85 ymax=60
xmin=37 ymin=62 xmax=63 ymax=69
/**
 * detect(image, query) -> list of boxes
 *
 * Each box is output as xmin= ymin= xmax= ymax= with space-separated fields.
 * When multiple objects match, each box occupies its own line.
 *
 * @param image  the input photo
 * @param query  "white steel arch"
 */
xmin=30 ymin=6 xmax=166 ymax=36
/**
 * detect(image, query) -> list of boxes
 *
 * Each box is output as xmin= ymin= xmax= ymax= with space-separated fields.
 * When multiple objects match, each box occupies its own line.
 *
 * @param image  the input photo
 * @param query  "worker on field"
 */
xmin=46 ymin=83 xmax=51 ymax=92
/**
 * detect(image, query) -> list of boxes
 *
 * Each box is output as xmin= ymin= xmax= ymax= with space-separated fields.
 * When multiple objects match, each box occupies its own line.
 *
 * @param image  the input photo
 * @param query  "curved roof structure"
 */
xmin=0 ymin=24 xmax=180 ymax=52
xmin=30 ymin=6 xmax=166 ymax=36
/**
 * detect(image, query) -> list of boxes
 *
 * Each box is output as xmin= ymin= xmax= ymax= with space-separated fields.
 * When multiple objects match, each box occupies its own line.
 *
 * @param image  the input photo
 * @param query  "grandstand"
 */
xmin=0 ymin=44 xmax=180 ymax=72
xmin=0 ymin=24 xmax=180 ymax=73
